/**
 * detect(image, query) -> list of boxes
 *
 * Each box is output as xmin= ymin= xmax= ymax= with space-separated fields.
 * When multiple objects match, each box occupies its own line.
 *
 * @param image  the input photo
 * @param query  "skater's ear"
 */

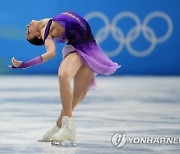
xmin=37 ymin=32 xmax=42 ymax=39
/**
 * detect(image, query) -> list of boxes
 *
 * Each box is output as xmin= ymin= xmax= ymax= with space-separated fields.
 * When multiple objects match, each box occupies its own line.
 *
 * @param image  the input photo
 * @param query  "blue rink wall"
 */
xmin=0 ymin=0 xmax=179 ymax=75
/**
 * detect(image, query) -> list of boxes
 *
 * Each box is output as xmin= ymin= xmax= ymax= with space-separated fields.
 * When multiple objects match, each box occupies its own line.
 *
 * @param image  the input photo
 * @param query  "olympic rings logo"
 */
xmin=85 ymin=11 xmax=173 ymax=57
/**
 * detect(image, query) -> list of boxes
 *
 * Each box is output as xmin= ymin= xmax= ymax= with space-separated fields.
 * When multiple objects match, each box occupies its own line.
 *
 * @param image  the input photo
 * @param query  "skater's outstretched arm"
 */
xmin=9 ymin=31 xmax=56 ymax=69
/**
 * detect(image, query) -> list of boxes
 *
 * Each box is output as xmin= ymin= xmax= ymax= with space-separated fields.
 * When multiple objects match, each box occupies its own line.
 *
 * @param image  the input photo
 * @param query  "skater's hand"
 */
xmin=8 ymin=57 xmax=22 ymax=68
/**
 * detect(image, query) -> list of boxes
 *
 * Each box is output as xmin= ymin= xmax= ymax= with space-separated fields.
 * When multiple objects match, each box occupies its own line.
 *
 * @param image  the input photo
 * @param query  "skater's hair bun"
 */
xmin=27 ymin=36 xmax=44 ymax=46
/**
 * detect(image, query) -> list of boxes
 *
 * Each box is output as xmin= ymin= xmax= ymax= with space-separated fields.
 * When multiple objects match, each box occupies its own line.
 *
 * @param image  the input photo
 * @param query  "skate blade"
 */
xmin=51 ymin=141 xmax=63 ymax=146
xmin=51 ymin=140 xmax=76 ymax=147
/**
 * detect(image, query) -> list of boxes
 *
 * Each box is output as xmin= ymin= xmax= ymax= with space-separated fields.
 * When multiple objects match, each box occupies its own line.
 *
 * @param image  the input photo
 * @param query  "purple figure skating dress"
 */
xmin=44 ymin=11 xmax=121 ymax=88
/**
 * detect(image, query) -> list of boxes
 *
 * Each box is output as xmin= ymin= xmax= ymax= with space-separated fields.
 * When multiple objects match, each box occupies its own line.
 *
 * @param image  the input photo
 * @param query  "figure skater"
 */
xmin=9 ymin=11 xmax=121 ymax=145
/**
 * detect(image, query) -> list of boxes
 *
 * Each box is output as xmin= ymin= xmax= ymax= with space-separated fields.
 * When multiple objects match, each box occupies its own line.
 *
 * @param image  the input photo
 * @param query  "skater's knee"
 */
xmin=58 ymin=71 xmax=70 ymax=81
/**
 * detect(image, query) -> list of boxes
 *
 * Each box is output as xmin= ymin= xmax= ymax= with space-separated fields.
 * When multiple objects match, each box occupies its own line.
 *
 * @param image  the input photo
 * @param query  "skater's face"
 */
xmin=26 ymin=20 xmax=39 ymax=40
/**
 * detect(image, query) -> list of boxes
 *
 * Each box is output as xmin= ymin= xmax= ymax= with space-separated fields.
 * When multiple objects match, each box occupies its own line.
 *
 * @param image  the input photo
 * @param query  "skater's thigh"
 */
xmin=58 ymin=52 xmax=83 ymax=78
xmin=74 ymin=66 xmax=94 ymax=86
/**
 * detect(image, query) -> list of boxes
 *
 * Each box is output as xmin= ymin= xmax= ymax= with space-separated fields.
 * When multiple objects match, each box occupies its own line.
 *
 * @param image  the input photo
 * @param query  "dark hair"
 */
xmin=27 ymin=36 xmax=44 ymax=46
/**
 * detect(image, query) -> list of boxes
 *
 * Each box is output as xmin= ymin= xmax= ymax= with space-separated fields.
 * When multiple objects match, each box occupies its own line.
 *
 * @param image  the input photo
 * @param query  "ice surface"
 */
xmin=0 ymin=76 xmax=180 ymax=154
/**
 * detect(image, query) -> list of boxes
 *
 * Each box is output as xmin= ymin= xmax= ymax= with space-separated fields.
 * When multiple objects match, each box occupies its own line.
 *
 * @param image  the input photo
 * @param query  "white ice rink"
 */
xmin=0 ymin=76 xmax=180 ymax=154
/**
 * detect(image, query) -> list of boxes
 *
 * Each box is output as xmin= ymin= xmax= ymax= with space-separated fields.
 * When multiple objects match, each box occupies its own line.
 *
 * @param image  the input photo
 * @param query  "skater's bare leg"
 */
xmin=72 ymin=66 xmax=94 ymax=109
xmin=57 ymin=66 xmax=94 ymax=127
xmin=58 ymin=52 xmax=83 ymax=118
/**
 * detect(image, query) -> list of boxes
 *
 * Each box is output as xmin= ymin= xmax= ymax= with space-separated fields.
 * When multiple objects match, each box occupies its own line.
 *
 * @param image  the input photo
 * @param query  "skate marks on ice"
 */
xmin=0 ymin=76 xmax=180 ymax=153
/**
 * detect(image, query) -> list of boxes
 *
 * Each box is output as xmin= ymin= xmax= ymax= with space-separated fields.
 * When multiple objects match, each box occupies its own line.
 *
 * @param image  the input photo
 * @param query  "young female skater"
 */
xmin=9 ymin=11 xmax=120 ymax=145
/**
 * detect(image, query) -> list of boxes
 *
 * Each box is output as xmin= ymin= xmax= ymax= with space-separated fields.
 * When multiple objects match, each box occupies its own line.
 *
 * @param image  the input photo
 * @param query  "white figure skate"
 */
xmin=51 ymin=116 xmax=76 ymax=147
xmin=39 ymin=125 xmax=60 ymax=142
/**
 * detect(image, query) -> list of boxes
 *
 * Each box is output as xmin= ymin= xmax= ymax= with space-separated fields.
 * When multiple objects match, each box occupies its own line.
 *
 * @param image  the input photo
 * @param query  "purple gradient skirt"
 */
xmin=49 ymin=11 xmax=121 ymax=88
xmin=62 ymin=44 xmax=121 ymax=89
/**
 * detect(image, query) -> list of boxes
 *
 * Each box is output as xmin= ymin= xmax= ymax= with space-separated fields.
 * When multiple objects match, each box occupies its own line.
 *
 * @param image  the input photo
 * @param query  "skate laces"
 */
xmin=62 ymin=117 xmax=69 ymax=128
xmin=61 ymin=116 xmax=73 ymax=131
